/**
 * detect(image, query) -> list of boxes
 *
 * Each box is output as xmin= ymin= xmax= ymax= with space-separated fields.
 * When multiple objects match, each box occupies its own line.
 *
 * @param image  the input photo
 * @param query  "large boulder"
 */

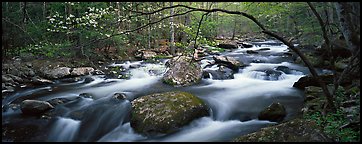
xmin=293 ymin=74 xmax=335 ymax=89
xmin=43 ymin=67 xmax=71 ymax=79
xmin=258 ymin=102 xmax=286 ymax=122
xmin=130 ymin=91 xmax=209 ymax=136
xmin=70 ymin=67 xmax=94 ymax=76
xmin=20 ymin=100 xmax=54 ymax=115
xmin=232 ymin=118 xmax=333 ymax=142
xmin=213 ymin=56 xmax=243 ymax=71
xmin=163 ymin=56 xmax=203 ymax=87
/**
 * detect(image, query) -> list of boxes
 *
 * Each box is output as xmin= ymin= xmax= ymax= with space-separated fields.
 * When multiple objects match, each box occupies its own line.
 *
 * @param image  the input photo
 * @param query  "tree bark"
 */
xmin=307 ymin=2 xmax=336 ymax=111
xmin=334 ymin=2 xmax=359 ymax=52
xmin=22 ymin=2 xmax=27 ymax=24
xmin=170 ymin=2 xmax=175 ymax=55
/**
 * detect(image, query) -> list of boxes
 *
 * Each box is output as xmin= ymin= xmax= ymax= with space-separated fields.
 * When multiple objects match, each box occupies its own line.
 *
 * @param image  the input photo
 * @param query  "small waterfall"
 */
xmin=47 ymin=117 xmax=81 ymax=142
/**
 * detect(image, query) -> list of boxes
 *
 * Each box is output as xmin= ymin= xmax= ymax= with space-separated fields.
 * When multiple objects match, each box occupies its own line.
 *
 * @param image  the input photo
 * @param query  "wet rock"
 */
xmin=246 ymin=50 xmax=258 ymax=54
xmin=258 ymin=102 xmax=286 ymax=122
xmin=92 ymin=69 xmax=105 ymax=75
xmin=232 ymin=118 xmax=333 ymax=142
xmin=130 ymin=91 xmax=209 ymax=136
xmin=71 ymin=67 xmax=94 ymax=76
xmin=79 ymin=93 xmax=94 ymax=99
xmin=293 ymin=74 xmax=336 ymax=89
xmin=20 ymin=100 xmax=55 ymax=115
xmin=43 ymin=67 xmax=71 ymax=79
xmin=257 ymin=48 xmax=271 ymax=51
xmin=112 ymin=93 xmax=127 ymax=100
xmin=163 ymin=56 xmax=202 ymax=87
xmin=31 ymin=76 xmax=54 ymax=85
xmin=213 ymin=56 xmax=243 ymax=71
xmin=47 ymin=97 xmax=80 ymax=106
xmin=60 ymin=77 xmax=82 ymax=83
xmin=275 ymin=66 xmax=291 ymax=74
xmin=217 ymin=43 xmax=238 ymax=49
xmin=84 ymin=77 xmax=94 ymax=83
xmin=239 ymin=42 xmax=253 ymax=48
xmin=203 ymin=65 xmax=235 ymax=80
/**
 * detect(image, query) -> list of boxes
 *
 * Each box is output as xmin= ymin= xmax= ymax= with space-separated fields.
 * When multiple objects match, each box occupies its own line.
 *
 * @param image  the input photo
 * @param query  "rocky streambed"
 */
xmin=2 ymin=40 xmax=337 ymax=142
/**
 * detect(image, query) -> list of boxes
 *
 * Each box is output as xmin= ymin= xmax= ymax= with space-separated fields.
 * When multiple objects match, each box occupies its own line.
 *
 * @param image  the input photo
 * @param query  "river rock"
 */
xmin=246 ymin=50 xmax=258 ymax=54
xmin=112 ymin=93 xmax=127 ymax=100
xmin=293 ymin=74 xmax=335 ymax=89
xmin=43 ymin=67 xmax=71 ymax=79
xmin=239 ymin=42 xmax=253 ymax=48
xmin=20 ymin=100 xmax=55 ymax=115
xmin=130 ymin=91 xmax=209 ymax=136
xmin=275 ymin=66 xmax=292 ymax=74
xmin=217 ymin=43 xmax=238 ymax=49
xmin=232 ymin=118 xmax=333 ymax=142
xmin=31 ymin=76 xmax=54 ymax=85
xmin=163 ymin=56 xmax=202 ymax=87
xmin=71 ymin=67 xmax=94 ymax=76
xmin=135 ymin=50 xmax=157 ymax=60
xmin=203 ymin=65 xmax=235 ymax=80
xmin=213 ymin=56 xmax=243 ymax=71
xmin=258 ymin=102 xmax=286 ymax=122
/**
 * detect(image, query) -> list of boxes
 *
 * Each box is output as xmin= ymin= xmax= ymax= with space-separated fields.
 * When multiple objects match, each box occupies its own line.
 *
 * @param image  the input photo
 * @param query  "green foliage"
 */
xmin=19 ymin=41 xmax=72 ymax=58
xmin=304 ymin=109 xmax=359 ymax=142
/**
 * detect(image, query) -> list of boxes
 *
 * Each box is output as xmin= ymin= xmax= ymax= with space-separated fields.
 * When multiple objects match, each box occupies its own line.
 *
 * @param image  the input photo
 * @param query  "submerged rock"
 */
xmin=232 ymin=118 xmax=333 ymax=142
xmin=130 ymin=91 xmax=209 ymax=136
xmin=163 ymin=56 xmax=202 ymax=87
xmin=258 ymin=102 xmax=286 ymax=122
xmin=203 ymin=65 xmax=235 ymax=80
xmin=20 ymin=100 xmax=55 ymax=115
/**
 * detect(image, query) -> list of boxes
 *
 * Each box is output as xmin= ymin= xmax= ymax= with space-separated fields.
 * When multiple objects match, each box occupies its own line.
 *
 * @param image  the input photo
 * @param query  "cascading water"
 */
xmin=2 ymin=40 xmax=331 ymax=142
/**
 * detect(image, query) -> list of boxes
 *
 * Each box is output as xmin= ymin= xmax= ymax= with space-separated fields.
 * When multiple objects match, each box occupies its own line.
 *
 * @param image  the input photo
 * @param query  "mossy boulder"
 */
xmin=258 ymin=102 xmax=286 ymax=122
xmin=232 ymin=118 xmax=333 ymax=142
xmin=163 ymin=56 xmax=203 ymax=87
xmin=130 ymin=91 xmax=209 ymax=136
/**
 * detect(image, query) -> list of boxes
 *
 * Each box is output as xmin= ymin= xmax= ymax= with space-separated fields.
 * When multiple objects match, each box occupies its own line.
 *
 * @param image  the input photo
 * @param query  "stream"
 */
xmin=2 ymin=40 xmax=332 ymax=142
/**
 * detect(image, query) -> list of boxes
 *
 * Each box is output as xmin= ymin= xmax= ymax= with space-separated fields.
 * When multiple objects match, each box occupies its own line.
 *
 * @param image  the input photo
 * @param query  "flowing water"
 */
xmin=2 ymin=40 xmax=332 ymax=142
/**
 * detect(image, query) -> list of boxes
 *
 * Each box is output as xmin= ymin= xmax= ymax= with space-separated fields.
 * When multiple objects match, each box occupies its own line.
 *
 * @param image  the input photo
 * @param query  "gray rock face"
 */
xmin=163 ymin=56 xmax=202 ymax=87
xmin=213 ymin=56 xmax=243 ymax=71
xmin=43 ymin=67 xmax=71 ymax=79
xmin=130 ymin=91 xmax=209 ymax=136
xmin=258 ymin=102 xmax=286 ymax=122
xmin=71 ymin=67 xmax=94 ymax=76
xmin=20 ymin=100 xmax=54 ymax=115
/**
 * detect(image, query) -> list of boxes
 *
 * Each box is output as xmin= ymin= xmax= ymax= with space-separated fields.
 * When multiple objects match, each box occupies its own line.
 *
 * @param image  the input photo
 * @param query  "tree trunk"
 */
xmin=148 ymin=14 xmax=151 ymax=49
xmin=170 ymin=2 xmax=175 ymax=55
xmin=22 ymin=2 xmax=27 ymax=24
xmin=334 ymin=2 xmax=359 ymax=53
xmin=43 ymin=2 xmax=46 ymax=20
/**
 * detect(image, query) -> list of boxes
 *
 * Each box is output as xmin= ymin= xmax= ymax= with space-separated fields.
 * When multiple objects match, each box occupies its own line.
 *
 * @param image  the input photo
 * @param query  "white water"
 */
xmin=2 ymin=40 xmax=322 ymax=142
xmin=47 ymin=117 xmax=81 ymax=142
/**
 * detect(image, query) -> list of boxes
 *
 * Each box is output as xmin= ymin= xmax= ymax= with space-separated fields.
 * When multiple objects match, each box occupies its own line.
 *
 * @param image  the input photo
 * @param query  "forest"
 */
xmin=2 ymin=2 xmax=360 ymax=142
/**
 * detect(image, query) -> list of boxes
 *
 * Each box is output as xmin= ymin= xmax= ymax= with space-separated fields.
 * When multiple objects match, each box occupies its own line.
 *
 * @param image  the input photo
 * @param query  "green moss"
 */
xmin=130 ymin=91 xmax=208 ymax=135
xmin=163 ymin=78 xmax=176 ymax=85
